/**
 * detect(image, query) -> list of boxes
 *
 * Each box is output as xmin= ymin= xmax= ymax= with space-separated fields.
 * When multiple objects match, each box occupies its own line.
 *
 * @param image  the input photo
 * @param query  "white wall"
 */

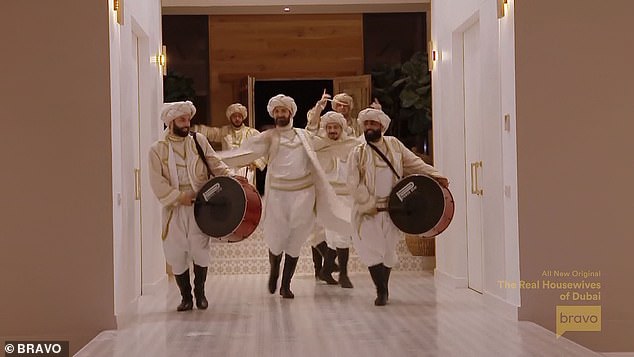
xmin=109 ymin=0 xmax=165 ymax=318
xmin=432 ymin=0 xmax=520 ymax=309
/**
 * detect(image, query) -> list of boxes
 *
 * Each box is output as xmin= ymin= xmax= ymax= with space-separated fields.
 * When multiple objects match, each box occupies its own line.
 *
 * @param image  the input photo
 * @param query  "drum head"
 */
xmin=194 ymin=176 xmax=246 ymax=238
xmin=388 ymin=175 xmax=446 ymax=235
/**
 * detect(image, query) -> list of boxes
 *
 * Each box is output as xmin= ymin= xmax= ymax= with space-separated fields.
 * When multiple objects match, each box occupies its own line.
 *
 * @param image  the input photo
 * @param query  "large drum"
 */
xmin=383 ymin=174 xmax=454 ymax=237
xmin=194 ymin=175 xmax=262 ymax=242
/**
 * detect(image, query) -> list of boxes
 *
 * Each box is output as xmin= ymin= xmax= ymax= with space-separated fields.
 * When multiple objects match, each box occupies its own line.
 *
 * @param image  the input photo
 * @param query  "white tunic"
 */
xmin=263 ymin=133 xmax=316 ymax=256
xmin=148 ymin=130 xmax=230 ymax=274
xmin=222 ymin=127 xmax=353 ymax=257
xmin=346 ymin=136 xmax=446 ymax=267
xmin=322 ymin=155 xmax=354 ymax=249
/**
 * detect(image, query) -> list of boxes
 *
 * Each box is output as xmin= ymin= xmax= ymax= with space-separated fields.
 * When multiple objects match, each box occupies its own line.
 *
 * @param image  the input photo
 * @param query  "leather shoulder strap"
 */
xmin=366 ymin=142 xmax=401 ymax=180
xmin=190 ymin=132 xmax=214 ymax=178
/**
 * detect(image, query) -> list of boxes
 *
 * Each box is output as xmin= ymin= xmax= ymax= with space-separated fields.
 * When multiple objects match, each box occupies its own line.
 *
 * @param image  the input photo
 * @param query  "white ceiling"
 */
xmin=162 ymin=0 xmax=430 ymax=15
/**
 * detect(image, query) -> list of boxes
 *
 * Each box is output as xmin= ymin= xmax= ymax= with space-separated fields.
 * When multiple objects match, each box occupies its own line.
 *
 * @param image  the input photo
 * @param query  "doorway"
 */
xmin=253 ymin=79 xmax=333 ymax=131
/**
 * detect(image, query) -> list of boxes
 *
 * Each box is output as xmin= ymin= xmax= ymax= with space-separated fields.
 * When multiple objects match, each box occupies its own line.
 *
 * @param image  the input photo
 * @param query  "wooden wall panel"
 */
xmin=209 ymin=14 xmax=364 ymax=125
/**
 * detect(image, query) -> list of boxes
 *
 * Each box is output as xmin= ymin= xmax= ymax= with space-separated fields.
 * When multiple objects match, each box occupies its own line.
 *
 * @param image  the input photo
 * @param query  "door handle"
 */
xmin=474 ymin=161 xmax=483 ymax=195
xmin=134 ymin=168 xmax=141 ymax=201
xmin=470 ymin=162 xmax=477 ymax=194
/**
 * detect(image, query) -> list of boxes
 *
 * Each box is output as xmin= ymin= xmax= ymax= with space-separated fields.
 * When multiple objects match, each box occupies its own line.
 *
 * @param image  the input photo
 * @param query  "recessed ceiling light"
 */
xmin=283 ymin=7 xmax=291 ymax=12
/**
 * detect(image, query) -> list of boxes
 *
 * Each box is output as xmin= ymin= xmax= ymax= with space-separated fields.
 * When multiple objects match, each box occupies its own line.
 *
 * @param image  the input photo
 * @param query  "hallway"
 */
xmin=77 ymin=272 xmax=599 ymax=357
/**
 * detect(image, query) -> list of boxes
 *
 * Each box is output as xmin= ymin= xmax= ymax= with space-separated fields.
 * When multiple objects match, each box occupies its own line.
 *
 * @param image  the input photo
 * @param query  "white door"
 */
xmin=120 ymin=33 xmax=143 ymax=299
xmin=463 ymin=21 xmax=484 ymax=293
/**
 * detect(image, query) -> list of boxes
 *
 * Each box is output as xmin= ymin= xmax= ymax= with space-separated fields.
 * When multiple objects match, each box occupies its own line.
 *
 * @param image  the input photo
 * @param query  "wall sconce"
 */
xmin=428 ymin=40 xmax=438 ymax=71
xmin=114 ymin=0 xmax=124 ymax=24
xmin=497 ymin=0 xmax=509 ymax=18
xmin=152 ymin=46 xmax=167 ymax=76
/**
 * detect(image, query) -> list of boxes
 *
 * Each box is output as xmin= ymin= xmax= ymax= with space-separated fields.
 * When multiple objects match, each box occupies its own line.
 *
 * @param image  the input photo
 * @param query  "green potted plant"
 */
xmin=164 ymin=71 xmax=196 ymax=102
xmin=371 ymin=51 xmax=432 ymax=155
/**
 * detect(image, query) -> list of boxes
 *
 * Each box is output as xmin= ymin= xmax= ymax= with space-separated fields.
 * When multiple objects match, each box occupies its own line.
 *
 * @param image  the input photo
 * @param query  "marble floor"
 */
xmin=76 ymin=271 xmax=601 ymax=357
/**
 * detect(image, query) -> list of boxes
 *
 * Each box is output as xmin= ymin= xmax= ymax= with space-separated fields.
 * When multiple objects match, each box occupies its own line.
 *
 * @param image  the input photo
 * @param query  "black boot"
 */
xmin=319 ymin=247 xmax=339 ymax=285
xmin=268 ymin=250 xmax=283 ymax=294
xmin=336 ymin=248 xmax=353 ymax=288
xmin=311 ymin=246 xmax=323 ymax=281
xmin=384 ymin=265 xmax=392 ymax=300
xmin=280 ymin=254 xmax=299 ymax=299
xmin=368 ymin=264 xmax=387 ymax=306
xmin=174 ymin=270 xmax=193 ymax=311
xmin=193 ymin=264 xmax=208 ymax=309
xmin=315 ymin=241 xmax=339 ymax=273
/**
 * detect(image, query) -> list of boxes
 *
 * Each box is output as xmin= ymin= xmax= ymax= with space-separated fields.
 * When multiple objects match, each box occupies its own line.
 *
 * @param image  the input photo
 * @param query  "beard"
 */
xmin=230 ymin=118 xmax=244 ymax=128
xmin=172 ymin=123 xmax=190 ymax=137
xmin=327 ymin=131 xmax=340 ymax=140
xmin=364 ymin=129 xmax=381 ymax=142
xmin=275 ymin=116 xmax=291 ymax=127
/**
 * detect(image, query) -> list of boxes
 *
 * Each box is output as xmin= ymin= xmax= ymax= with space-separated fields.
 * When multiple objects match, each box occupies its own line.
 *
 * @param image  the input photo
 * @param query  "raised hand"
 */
xmin=318 ymin=88 xmax=332 ymax=107
xmin=370 ymin=97 xmax=382 ymax=110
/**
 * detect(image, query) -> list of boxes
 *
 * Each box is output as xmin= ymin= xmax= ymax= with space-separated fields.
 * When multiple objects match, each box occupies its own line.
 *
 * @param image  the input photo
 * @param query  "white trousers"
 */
xmin=162 ymin=205 xmax=211 ymax=275
xmin=353 ymin=211 xmax=402 ymax=268
xmin=324 ymin=227 xmax=352 ymax=249
xmin=324 ymin=195 xmax=352 ymax=249
xmin=308 ymin=224 xmax=326 ymax=247
xmin=263 ymin=186 xmax=315 ymax=257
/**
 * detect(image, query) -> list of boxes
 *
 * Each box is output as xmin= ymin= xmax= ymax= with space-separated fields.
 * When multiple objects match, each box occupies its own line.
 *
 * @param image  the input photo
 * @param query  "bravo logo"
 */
xmin=556 ymin=305 xmax=601 ymax=337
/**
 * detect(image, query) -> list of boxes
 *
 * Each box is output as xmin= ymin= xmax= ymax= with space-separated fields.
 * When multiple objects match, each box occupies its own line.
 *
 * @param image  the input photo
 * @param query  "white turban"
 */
xmin=320 ymin=111 xmax=348 ymax=132
xmin=357 ymin=108 xmax=391 ymax=134
xmin=332 ymin=93 xmax=354 ymax=110
xmin=267 ymin=94 xmax=297 ymax=119
xmin=226 ymin=103 xmax=247 ymax=121
xmin=161 ymin=101 xmax=196 ymax=124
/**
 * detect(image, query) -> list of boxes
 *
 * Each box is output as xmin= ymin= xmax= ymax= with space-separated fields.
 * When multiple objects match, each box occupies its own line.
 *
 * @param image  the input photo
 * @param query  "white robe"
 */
xmin=346 ymin=136 xmax=446 ymax=267
xmin=262 ymin=132 xmax=315 ymax=256
xmin=317 ymin=140 xmax=359 ymax=249
xmin=220 ymin=127 xmax=352 ymax=257
xmin=148 ymin=130 xmax=230 ymax=274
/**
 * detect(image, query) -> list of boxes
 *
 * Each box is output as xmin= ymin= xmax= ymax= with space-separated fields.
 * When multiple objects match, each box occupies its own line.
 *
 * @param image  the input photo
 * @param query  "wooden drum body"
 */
xmin=194 ymin=175 xmax=262 ymax=242
xmin=386 ymin=174 xmax=455 ymax=237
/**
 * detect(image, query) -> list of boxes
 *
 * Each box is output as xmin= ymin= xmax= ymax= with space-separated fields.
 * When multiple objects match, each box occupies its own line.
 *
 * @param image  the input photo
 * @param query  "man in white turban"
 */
xmin=221 ymin=94 xmax=351 ymax=299
xmin=191 ymin=103 xmax=265 ymax=186
xmin=307 ymin=91 xmax=360 ymax=137
xmin=306 ymin=111 xmax=362 ymax=288
xmin=148 ymin=101 xmax=231 ymax=311
xmin=346 ymin=108 xmax=449 ymax=306
xmin=307 ymin=90 xmax=383 ymax=138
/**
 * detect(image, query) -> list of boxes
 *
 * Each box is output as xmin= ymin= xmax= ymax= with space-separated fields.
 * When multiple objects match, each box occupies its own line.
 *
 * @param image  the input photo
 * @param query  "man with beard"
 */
xmin=148 ymin=101 xmax=231 ymax=311
xmin=307 ymin=91 xmax=361 ymax=137
xmin=308 ymin=111 xmax=362 ymax=288
xmin=305 ymin=91 xmax=374 ymax=274
xmin=307 ymin=90 xmax=383 ymax=138
xmin=222 ymin=94 xmax=351 ymax=299
xmin=191 ymin=103 xmax=265 ymax=186
xmin=346 ymin=108 xmax=449 ymax=306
